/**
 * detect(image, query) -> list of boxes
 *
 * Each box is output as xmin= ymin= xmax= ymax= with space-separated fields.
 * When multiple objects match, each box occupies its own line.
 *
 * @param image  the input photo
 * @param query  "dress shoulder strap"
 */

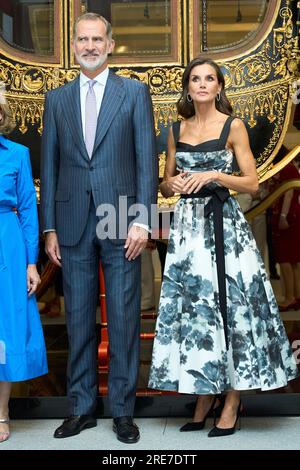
xmin=218 ymin=116 xmax=235 ymax=150
xmin=172 ymin=121 xmax=181 ymax=145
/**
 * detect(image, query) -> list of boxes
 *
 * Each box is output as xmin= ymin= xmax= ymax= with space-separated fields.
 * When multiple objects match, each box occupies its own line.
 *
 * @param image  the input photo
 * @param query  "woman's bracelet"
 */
xmin=280 ymin=213 xmax=287 ymax=218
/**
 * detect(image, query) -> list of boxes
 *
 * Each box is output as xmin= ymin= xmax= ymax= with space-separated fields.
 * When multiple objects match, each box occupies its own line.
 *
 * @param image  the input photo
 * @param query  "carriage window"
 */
xmin=0 ymin=0 xmax=54 ymax=55
xmin=194 ymin=0 xmax=269 ymax=52
xmin=80 ymin=0 xmax=173 ymax=58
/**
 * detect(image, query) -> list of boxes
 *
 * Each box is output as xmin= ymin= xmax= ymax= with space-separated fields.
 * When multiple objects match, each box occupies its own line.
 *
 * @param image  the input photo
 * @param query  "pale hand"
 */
xmin=166 ymin=172 xmax=190 ymax=194
xmin=181 ymin=171 xmax=218 ymax=194
xmin=27 ymin=264 xmax=41 ymax=296
xmin=125 ymin=225 xmax=148 ymax=261
xmin=45 ymin=232 xmax=62 ymax=267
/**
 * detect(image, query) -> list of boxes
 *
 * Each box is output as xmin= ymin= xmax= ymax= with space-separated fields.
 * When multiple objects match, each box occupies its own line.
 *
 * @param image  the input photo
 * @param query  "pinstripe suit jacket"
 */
xmin=40 ymin=70 xmax=158 ymax=246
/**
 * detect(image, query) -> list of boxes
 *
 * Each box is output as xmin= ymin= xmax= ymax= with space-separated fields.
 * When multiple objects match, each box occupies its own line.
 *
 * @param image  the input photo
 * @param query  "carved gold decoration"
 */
xmin=34 ymin=179 xmax=41 ymax=204
xmin=152 ymin=100 xmax=179 ymax=135
xmin=0 ymin=59 xmax=79 ymax=134
xmin=158 ymin=191 xmax=180 ymax=211
xmin=8 ymin=96 xmax=44 ymax=135
xmin=273 ymin=6 xmax=294 ymax=54
xmin=228 ymin=80 xmax=290 ymax=165
xmin=0 ymin=59 xmax=78 ymax=92
xmin=223 ymin=48 xmax=273 ymax=89
xmin=228 ymin=80 xmax=288 ymax=126
xmin=159 ymin=152 xmax=166 ymax=179
xmin=116 ymin=67 xmax=183 ymax=94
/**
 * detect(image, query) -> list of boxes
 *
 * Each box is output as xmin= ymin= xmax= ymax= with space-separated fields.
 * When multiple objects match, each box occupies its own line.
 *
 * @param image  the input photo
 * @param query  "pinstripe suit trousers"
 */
xmin=60 ymin=200 xmax=141 ymax=417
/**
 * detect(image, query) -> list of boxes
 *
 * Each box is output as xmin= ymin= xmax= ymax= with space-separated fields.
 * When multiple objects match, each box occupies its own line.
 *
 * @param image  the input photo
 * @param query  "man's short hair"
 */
xmin=73 ymin=12 xmax=112 ymax=41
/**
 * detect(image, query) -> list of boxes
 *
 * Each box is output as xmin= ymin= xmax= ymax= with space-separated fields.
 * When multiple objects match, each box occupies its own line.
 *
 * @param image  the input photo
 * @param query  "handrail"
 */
xmin=245 ymin=179 xmax=300 ymax=221
xmin=258 ymin=145 xmax=300 ymax=183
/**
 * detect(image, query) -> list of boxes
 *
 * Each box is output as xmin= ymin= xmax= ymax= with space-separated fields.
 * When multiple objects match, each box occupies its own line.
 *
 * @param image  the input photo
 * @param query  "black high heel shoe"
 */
xmin=179 ymin=395 xmax=224 ymax=432
xmin=208 ymin=400 xmax=242 ymax=437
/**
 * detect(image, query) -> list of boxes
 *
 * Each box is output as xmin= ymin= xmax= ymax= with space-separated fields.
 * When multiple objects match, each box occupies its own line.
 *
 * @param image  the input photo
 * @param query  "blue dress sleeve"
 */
xmin=16 ymin=147 xmax=39 ymax=264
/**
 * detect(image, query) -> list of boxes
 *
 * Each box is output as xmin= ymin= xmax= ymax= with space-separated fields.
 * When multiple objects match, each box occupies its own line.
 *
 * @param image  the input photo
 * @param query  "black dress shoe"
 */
xmin=180 ymin=421 xmax=207 ymax=432
xmin=113 ymin=416 xmax=140 ymax=444
xmin=208 ymin=400 xmax=242 ymax=437
xmin=54 ymin=415 xmax=97 ymax=438
xmin=180 ymin=395 xmax=225 ymax=432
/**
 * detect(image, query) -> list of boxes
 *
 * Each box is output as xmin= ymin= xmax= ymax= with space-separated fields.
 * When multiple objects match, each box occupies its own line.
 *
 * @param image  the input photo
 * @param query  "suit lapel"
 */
xmin=63 ymin=77 xmax=90 ymax=162
xmin=92 ymin=70 xmax=126 ymax=156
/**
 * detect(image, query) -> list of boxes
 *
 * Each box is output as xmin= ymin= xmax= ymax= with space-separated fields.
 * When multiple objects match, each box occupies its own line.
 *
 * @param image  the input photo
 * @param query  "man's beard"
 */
xmin=75 ymin=52 xmax=108 ymax=71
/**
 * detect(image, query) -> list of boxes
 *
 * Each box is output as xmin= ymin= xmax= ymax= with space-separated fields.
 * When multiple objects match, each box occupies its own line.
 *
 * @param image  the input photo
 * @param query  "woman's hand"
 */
xmin=166 ymin=172 xmax=190 ymax=194
xmin=27 ymin=264 xmax=41 ymax=296
xmin=181 ymin=171 xmax=218 ymax=194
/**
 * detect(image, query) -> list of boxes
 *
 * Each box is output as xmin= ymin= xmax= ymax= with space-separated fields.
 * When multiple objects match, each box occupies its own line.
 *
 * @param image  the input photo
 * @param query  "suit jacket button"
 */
xmin=86 ymin=190 xmax=90 ymax=195
xmin=90 ymin=166 xmax=94 ymax=171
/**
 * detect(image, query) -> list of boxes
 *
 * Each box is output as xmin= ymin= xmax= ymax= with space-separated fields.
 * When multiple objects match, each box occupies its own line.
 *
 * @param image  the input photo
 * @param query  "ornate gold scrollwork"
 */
xmin=273 ymin=6 xmax=294 ymax=54
xmin=34 ymin=178 xmax=41 ymax=204
xmin=0 ymin=59 xmax=79 ymax=133
xmin=228 ymin=80 xmax=289 ymax=141
xmin=8 ymin=95 xmax=44 ymax=135
xmin=116 ymin=67 xmax=183 ymax=95
xmin=223 ymin=48 xmax=273 ymax=89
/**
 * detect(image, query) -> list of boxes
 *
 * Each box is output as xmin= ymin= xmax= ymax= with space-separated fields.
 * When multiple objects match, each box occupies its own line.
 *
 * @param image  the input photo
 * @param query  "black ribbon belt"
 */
xmin=181 ymin=186 xmax=231 ymax=350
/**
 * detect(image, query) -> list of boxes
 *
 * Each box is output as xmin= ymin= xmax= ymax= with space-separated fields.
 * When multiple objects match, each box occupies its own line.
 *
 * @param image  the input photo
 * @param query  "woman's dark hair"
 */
xmin=177 ymin=57 xmax=233 ymax=119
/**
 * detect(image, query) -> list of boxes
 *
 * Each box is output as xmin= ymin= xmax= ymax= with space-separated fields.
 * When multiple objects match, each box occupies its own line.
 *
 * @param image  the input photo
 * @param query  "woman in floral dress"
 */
xmin=148 ymin=58 xmax=298 ymax=437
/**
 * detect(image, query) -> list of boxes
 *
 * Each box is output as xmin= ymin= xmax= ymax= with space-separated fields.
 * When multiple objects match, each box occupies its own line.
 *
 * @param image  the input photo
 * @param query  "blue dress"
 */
xmin=0 ymin=134 xmax=48 ymax=381
xmin=149 ymin=118 xmax=298 ymax=394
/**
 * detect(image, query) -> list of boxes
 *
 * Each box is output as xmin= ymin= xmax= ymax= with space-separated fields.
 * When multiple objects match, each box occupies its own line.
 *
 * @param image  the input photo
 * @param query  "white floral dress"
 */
xmin=148 ymin=117 xmax=298 ymax=394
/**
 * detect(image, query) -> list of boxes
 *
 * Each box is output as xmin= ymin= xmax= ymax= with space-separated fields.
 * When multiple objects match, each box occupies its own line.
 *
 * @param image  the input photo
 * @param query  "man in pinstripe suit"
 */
xmin=40 ymin=13 xmax=158 ymax=443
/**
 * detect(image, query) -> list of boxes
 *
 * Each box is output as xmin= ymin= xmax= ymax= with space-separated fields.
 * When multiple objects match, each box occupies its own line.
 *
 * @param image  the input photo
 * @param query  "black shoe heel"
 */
xmin=212 ymin=394 xmax=226 ymax=425
xmin=180 ymin=396 xmax=220 ymax=432
xmin=208 ymin=400 xmax=242 ymax=438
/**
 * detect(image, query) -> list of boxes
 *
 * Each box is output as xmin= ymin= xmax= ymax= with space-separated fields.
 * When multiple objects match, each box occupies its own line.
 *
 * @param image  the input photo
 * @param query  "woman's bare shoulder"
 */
xmin=230 ymin=117 xmax=245 ymax=131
